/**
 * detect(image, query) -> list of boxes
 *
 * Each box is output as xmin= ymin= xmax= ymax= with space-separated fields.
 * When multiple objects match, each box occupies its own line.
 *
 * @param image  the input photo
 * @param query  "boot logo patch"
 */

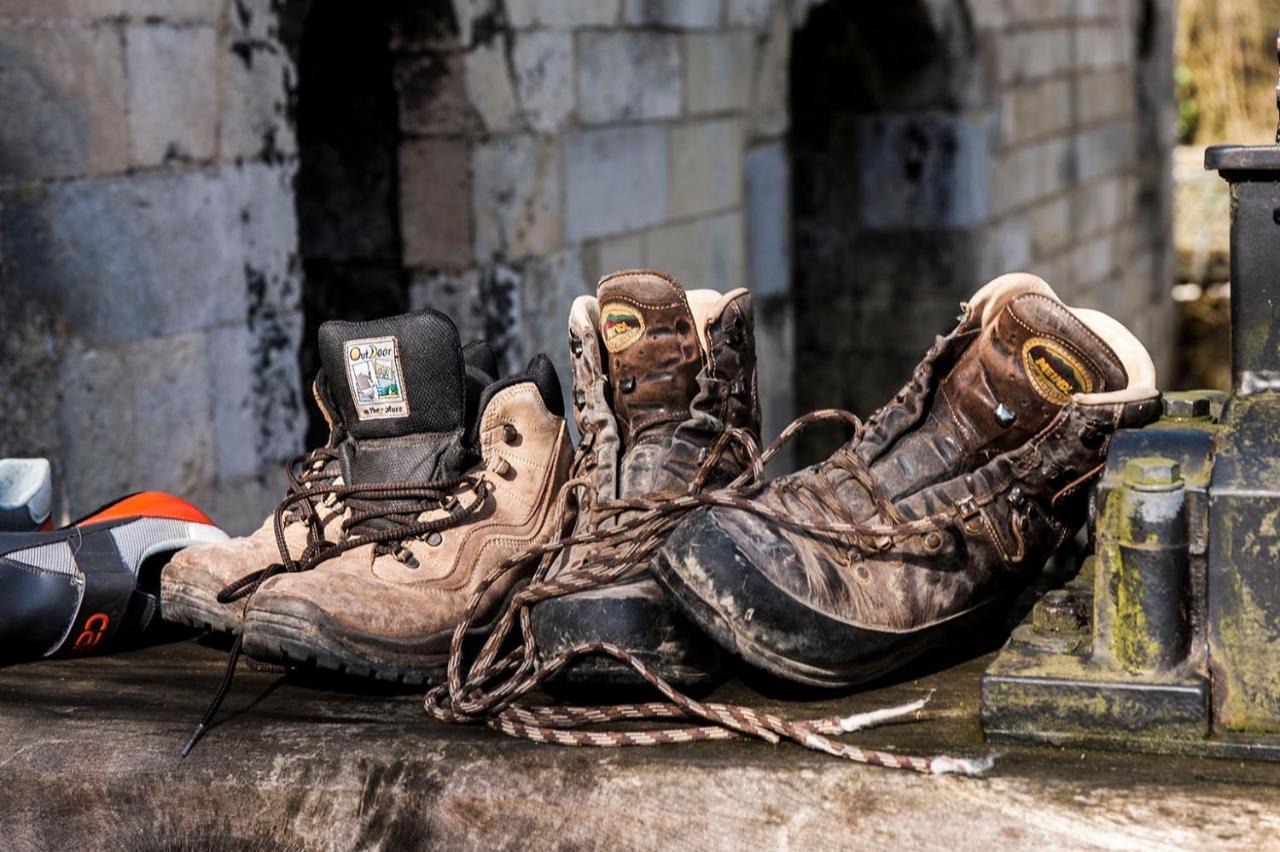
xmin=600 ymin=303 xmax=645 ymax=353
xmin=1022 ymin=338 xmax=1092 ymax=403
xmin=344 ymin=335 xmax=410 ymax=420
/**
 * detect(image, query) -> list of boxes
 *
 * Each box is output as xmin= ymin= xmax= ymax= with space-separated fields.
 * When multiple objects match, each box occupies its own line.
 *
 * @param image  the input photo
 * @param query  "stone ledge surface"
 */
xmin=1 ymin=636 xmax=1277 ymax=850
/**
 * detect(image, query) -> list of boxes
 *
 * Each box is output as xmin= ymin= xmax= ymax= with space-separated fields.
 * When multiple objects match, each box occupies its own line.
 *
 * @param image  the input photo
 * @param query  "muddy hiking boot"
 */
xmin=159 ymin=337 xmax=498 ymax=635
xmin=655 ymin=273 xmax=1161 ymax=688
xmin=238 ymin=315 xmax=572 ymax=684
xmin=529 ymin=269 xmax=761 ymax=689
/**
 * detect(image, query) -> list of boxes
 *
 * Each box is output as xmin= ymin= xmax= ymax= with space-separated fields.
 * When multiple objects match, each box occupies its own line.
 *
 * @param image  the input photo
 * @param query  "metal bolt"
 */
xmin=1122 ymin=456 xmax=1183 ymax=490
xmin=1162 ymin=394 xmax=1211 ymax=420
xmin=1032 ymin=589 xmax=1089 ymax=634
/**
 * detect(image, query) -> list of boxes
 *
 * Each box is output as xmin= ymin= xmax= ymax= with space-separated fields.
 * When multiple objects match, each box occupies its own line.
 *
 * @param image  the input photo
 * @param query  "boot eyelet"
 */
xmin=395 ymin=547 xmax=419 ymax=569
xmin=570 ymin=335 xmax=583 ymax=357
xmin=619 ymin=377 xmax=636 ymax=394
xmin=924 ymin=532 xmax=943 ymax=551
xmin=1009 ymin=486 xmax=1026 ymax=507
xmin=993 ymin=403 xmax=1016 ymax=427
xmin=856 ymin=565 xmax=870 ymax=581
xmin=574 ymin=389 xmax=586 ymax=409
xmin=493 ymin=458 xmax=514 ymax=477
xmin=426 ymin=532 xmax=442 ymax=547
xmin=502 ymin=424 xmax=519 ymax=444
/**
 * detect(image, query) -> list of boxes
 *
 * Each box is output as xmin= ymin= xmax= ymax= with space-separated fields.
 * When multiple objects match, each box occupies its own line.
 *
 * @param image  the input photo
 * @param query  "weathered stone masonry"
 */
xmin=0 ymin=0 xmax=1174 ymax=531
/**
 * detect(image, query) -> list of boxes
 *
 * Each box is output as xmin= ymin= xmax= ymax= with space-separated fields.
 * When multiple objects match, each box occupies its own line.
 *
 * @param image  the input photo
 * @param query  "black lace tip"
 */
xmin=181 ymin=723 xmax=207 ymax=758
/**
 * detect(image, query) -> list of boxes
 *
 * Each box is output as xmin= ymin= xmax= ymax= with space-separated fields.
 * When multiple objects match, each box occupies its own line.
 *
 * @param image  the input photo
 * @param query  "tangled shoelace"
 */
xmin=181 ymin=468 xmax=492 ymax=756
xmin=423 ymin=409 xmax=994 ymax=777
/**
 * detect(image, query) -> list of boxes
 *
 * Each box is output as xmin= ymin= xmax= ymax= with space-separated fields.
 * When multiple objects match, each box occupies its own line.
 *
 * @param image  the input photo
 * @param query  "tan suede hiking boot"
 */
xmin=160 ymin=337 xmax=499 ymax=635
xmin=239 ymin=357 xmax=572 ymax=684
xmin=529 ymin=269 xmax=761 ymax=689
xmin=656 ymin=273 xmax=1161 ymax=688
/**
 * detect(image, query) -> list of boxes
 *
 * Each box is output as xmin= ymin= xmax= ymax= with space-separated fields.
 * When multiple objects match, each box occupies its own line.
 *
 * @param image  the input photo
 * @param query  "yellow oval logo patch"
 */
xmin=600 ymin=302 xmax=646 ymax=353
xmin=1022 ymin=337 xmax=1093 ymax=404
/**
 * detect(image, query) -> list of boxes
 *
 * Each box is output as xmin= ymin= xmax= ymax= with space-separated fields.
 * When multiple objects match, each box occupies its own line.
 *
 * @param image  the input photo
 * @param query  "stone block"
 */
xmin=623 ymin=0 xmax=722 ymax=28
xmin=472 ymin=134 xmax=562 ymax=260
xmin=465 ymin=41 xmax=519 ymax=132
xmin=999 ymin=28 xmax=1072 ymax=85
xmin=1027 ymin=196 xmax=1071 ymax=259
xmin=126 ymin=331 xmax=217 ymax=501
xmin=1071 ymin=174 xmax=1125 ymax=238
xmin=400 ymin=138 xmax=473 ymax=269
xmin=668 ymin=118 xmax=742 ymax=218
xmin=1078 ymin=22 xmax=1128 ymax=71
xmin=990 ymin=137 xmax=1071 ymax=215
xmin=0 ymin=23 xmax=129 ymax=179
xmin=642 ymin=210 xmax=744 ymax=290
xmin=55 ymin=342 xmax=136 ymax=517
xmin=979 ymin=217 xmax=1032 ymax=281
xmin=208 ymin=310 xmax=305 ymax=483
xmin=519 ymin=249 xmax=588 ymax=406
xmin=449 ymin=0 xmax=498 ymax=48
xmin=1079 ymin=69 xmax=1135 ymax=125
xmin=745 ymin=141 xmax=789 ymax=296
xmin=396 ymin=53 xmax=472 ymax=137
xmin=684 ymin=32 xmax=753 ymax=115
xmin=965 ymin=0 xmax=1007 ymax=30
xmin=126 ymin=24 xmax=218 ymax=167
xmin=2 ymin=169 xmax=251 ymax=346
xmin=584 ymin=233 xmax=644 ymax=284
xmin=220 ymin=3 xmax=297 ymax=162
xmin=575 ymin=32 xmax=680 ymax=124
xmin=564 ymin=125 xmax=668 ymax=241
xmin=0 ymin=0 xmax=222 ymax=22
xmin=1070 ymin=233 xmax=1116 ymax=288
xmin=410 ymin=268 xmax=486 ymax=344
xmin=507 ymin=0 xmax=620 ymax=28
xmin=856 ymin=113 xmax=990 ymax=229
xmin=749 ymin=3 xmax=789 ymax=138
xmin=1000 ymin=78 xmax=1072 ymax=146
xmin=1074 ymin=120 xmax=1132 ymax=182
xmin=1005 ymin=0 xmax=1073 ymax=24
xmin=725 ymin=0 xmax=773 ymax=28
xmin=513 ymin=31 xmax=574 ymax=133
xmin=228 ymin=161 xmax=303 ymax=314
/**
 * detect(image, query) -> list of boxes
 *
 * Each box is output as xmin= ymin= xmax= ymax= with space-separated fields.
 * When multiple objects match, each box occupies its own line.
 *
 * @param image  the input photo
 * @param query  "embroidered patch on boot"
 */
xmin=343 ymin=335 xmax=410 ymax=420
xmin=600 ymin=303 xmax=646 ymax=353
xmin=1022 ymin=337 xmax=1093 ymax=404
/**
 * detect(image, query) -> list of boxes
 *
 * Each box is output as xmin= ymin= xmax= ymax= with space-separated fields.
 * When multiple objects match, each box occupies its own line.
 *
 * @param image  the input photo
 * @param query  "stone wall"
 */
xmin=0 ymin=0 xmax=1176 ymax=531
xmin=791 ymin=0 xmax=1176 ymax=457
xmin=0 ymin=0 xmax=304 ymax=532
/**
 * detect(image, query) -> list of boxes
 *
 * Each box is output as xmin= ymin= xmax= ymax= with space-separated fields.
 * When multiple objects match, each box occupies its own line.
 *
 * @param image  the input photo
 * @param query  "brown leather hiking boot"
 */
xmin=160 ymin=331 xmax=498 ymax=635
xmin=239 ymin=349 xmax=572 ymax=684
xmin=529 ymin=269 xmax=760 ymax=689
xmin=655 ymin=273 xmax=1161 ymax=687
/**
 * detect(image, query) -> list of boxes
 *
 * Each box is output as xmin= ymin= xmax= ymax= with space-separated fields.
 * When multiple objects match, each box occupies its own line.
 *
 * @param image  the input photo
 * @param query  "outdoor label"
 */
xmin=343 ymin=335 xmax=410 ymax=420
xmin=600 ymin=302 xmax=646 ymax=353
xmin=1021 ymin=337 xmax=1093 ymax=404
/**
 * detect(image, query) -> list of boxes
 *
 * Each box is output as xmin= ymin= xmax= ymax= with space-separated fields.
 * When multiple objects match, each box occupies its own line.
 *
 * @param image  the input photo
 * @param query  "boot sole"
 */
xmin=160 ymin=583 xmax=242 ymax=635
xmin=529 ymin=578 xmax=721 ymax=691
xmin=653 ymin=509 xmax=1012 ymax=689
xmin=241 ymin=584 xmax=525 ymax=686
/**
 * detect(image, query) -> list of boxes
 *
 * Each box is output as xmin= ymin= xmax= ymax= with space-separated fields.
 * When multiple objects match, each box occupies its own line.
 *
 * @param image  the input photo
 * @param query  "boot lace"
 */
xmin=423 ymin=408 xmax=992 ymax=776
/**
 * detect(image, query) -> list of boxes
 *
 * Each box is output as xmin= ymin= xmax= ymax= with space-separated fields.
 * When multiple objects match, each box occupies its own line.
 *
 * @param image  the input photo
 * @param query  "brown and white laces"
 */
xmin=424 ymin=409 xmax=994 ymax=777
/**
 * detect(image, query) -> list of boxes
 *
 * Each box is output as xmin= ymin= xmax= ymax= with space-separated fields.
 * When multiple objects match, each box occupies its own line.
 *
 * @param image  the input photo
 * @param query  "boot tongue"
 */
xmin=942 ymin=292 xmax=1128 ymax=451
xmin=596 ymin=270 xmax=704 ymax=448
xmin=318 ymin=310 xmax=471 ymax=484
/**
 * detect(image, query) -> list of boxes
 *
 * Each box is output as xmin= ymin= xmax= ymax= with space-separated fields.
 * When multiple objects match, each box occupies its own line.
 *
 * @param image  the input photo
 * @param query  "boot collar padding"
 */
xmin=686 ymin=288 xmax=749 ymax=357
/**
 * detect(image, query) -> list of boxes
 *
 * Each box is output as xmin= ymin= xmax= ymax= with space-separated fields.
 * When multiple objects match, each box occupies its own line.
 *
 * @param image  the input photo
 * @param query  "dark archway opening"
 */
xmin=789 ymin=1 xmax=980 ymax=461
xmin=294 ymin=1 xmax=409 ymax=447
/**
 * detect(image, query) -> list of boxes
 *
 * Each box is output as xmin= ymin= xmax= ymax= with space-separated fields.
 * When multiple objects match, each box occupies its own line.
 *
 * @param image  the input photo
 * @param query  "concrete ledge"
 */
xmin=2 ymin=637 xmax=1278 ymax=849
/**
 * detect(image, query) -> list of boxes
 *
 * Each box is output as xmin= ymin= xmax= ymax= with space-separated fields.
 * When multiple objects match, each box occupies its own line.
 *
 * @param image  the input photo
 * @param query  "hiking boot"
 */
xmin=529 ymin=269 xmax=761 ymax=689
xmin=655 ymin=273 xmax=1161 ymax=688
xmin=160 ymin=322 xmax=498 ymax=635
xmin=239 ymin=338 xmax=572 ymax=684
